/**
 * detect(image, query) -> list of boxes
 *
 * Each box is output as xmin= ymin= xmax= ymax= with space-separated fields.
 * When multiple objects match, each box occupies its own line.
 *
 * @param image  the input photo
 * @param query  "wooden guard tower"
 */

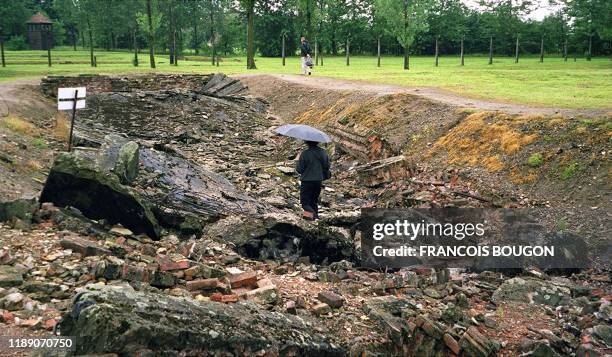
xmin=27 ymin=12 xmax=53 ymax=50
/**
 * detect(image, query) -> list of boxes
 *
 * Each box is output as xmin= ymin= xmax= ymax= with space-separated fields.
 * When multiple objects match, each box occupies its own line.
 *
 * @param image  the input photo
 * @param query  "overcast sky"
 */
xmin=461 ymin=0 xmax=563 ymax=21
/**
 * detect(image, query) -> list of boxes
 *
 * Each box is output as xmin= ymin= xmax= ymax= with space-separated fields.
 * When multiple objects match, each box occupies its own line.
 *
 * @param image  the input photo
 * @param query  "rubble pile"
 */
xmin=0 ymin=74 xmax=609 ymax=356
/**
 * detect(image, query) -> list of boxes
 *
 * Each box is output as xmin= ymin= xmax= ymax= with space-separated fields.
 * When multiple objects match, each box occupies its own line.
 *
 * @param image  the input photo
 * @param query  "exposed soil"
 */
xmin=238 ymin=74 xmax=611 ymax=118
xmin=241 ymin=74 xmax=611 ymax=211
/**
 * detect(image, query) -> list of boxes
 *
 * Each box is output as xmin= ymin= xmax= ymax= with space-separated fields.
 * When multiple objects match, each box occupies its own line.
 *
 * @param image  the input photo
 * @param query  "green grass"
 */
xmin=1 ymin=47 xmax=611 ymax=109
xmin=30 ymin=137 xmax=48 ymax=149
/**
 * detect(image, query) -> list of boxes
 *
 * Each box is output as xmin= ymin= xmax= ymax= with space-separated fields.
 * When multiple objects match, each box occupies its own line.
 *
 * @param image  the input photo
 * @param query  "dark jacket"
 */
xmin=297 ymin=146 xmax=330 ymax=182
xmin=300 ymin=41 xmax=312 ymax=57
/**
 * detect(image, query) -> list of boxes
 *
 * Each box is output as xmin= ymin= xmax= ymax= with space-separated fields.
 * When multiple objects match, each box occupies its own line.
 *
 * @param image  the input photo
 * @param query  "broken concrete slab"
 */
xmin=60 ymin=285 xmax=345 ymax=355
xmin=40 ymin=152 xmax=161 ymax=239
xmin=113 ymin=141 xmax=139 ymax=184
xmin=492 ymin=277 xmax=571 ymax=307
xmin=0 ymin=196 xmax=38 ymax=223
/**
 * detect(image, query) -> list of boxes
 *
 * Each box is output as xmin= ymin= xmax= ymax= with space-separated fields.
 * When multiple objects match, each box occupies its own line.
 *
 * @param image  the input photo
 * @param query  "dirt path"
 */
xmin=237 ymin=74 xmax=609 ymax=118
xmin=0 ymin=79 xmax=43 ymax=117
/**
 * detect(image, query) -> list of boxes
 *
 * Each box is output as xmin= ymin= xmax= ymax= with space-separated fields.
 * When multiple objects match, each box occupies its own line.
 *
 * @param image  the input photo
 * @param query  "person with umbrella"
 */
xmin=275 ymin=124 xmax=331 ymax=220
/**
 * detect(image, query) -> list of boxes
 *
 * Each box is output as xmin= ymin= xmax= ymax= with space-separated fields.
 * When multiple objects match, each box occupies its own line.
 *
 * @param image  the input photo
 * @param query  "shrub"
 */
xmin=527 ymin=153 xmax=543 ymax=167
xmin=5 ymin=36 xmax=28 ymax=51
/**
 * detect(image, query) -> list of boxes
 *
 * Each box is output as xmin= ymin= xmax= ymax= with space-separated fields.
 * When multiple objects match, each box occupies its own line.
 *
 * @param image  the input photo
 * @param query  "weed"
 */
xmin=556 ymin=217 xmax=568 ymax=232
xmin=31 ymin=137 xmax=48 ymax=149
xmin=562 ymin=162 xmax=580 ymax=180
xmin=581 ymin=119 xmax=594 ymax=126
xmin=53 ymin=112 xmax=70 ymax=140
xmin=527 ymin=153 xmax=543 ymax=167
xmin=1 ymin=115 xmax=39 ymax=136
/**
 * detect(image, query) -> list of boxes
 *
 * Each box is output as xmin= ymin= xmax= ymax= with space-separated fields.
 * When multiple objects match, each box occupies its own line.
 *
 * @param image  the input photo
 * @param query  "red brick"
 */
xmin=443 ymin=333 xmax=460 ymax=354
xmin=210 ymin=292 xmax=223 ymax=302
xmin=159 ymin=260 xmax=190 ymax=271
xmin=229 ymin=271 xmax=257 ymax=289
xmin=221 ymin=294 xmax=239 ymax=303
xmin=43 ymin=318 xmax=57 ymax=331
xmin=256 ymin=278 xmax=274 ymax=288
xmin=186 ymin=278 xmax=219 ymax=291
xmin=115 ymin=236 xmax=127 ymax=245
xmin=2 ymin=310 xmax=14 ymax=323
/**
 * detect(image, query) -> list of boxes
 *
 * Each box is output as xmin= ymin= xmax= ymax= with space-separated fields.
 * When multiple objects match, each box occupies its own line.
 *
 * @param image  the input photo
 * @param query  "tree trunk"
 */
xmin=73 ymin=29 xmax=77 ymax=51
xmin=0 ymin=34 xmax=5 ymax=67
xmin=194 ymin=18 xmax=198 ymax=55
xmin=246 ymin=0 xmax=256 ymax=69
xmin=587 ymin=34 xmax=592 ymax=61
xmin=306 ymin=0 xmax=312 ymax=40
xmin=320 ymin=49 xmax=323 ymax=66
xmin=173 ymin=30 xmax=178 ymax=66
xmin=146 ymin=0 xmax=156 ymax=68
xmin=403 ymin=46 xmax=409 ymax=70
xmin=488 ymin=36 xmax=493 ymax=65
xmin=564 ymin=38 xmax=568 ymax=62
xmin=281 ymin=33 xmax=285 ymax=66
xmin=314 ymin=37 xmax=318 ymax=66
xmin=460 ymin=37 xmax=464 ymax=66
xmin=345 ymin=38 xmax=350 ymax=66
xmin=210 ymin=4 xmax=215 ymax=66
xmin=48 ymin=46 xmax=52 ymax=67
xmin=87 ymin=16 xmax=95 ymax=67
xmin=377 ymin=35 xmax=381 ymax=67
xmin=434 ymin=37 xmax=439 ymax=67
xmin=515 ymin=35 xmax=519 ymax=63
xmin=133 ymin=28 xmax=139 ymax=66
xmin=81 ymin=30 xmax=85 ymax=49
xmin=539 ymin=36 xmax=544 ymax=63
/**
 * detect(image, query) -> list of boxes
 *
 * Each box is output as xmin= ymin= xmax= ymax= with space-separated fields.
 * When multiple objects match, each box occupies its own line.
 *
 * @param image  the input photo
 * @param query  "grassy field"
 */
xmin=1 ymin=47 xmax=611 ymax=109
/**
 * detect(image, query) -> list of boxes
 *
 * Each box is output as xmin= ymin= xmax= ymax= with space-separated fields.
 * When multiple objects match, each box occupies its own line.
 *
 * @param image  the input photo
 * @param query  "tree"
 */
xmin=562 ymin=0 xmax=611 ymax=60
xmin=240 ymin=0 xmax=257 ymax=69
xmin=146 ymin=0 xmax=156 ymax=68
xmin=376 ymin=0 xmax=432 ymax=69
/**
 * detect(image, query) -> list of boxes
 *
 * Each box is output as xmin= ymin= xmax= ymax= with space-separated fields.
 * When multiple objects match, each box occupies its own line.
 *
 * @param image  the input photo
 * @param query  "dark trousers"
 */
xmin=300 ymin=181 xmax=322 ymax=217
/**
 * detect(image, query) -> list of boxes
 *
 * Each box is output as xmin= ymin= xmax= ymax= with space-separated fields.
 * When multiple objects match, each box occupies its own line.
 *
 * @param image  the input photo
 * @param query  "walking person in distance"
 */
xmin=300 ymin=36 xmax=313 ymax=76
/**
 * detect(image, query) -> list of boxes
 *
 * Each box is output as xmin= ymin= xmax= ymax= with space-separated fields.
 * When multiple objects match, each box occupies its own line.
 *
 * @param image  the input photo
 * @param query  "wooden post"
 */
xmin=460 ymin=37 xmax=464 ymax=66
xmin=47 ymin=30 xmax=52 ymax=67
xmin=1 ymin=29 xmax=6 ymax=67
xmin=133 ymin=28 xmax=139 ymax=66
xmin=539 ymin=36 xmax=544 ymax=63
xmin=68 ymin=90 xmax=78 ymax=152
xmin=434 ymin=36 xmax=439 ymax=67
xmin=173 ymin=30 xmax=178 ymax=66
xmin=488 ymin=36 xmax=493 ymax=65
xmin=314 ymin=37 xmax=318 ymax=66
xmin=587 ymin=34 xmax=592 ymax=61
xmin=282 ymin=33 xmax=285 ymax=66
xmin=377 ymin=35 xmax=381 ymax=67
xmin=515 ymin=35 xmax=519 ymax=63
xmin=346 ymin=38 xmax=350 ymax=66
